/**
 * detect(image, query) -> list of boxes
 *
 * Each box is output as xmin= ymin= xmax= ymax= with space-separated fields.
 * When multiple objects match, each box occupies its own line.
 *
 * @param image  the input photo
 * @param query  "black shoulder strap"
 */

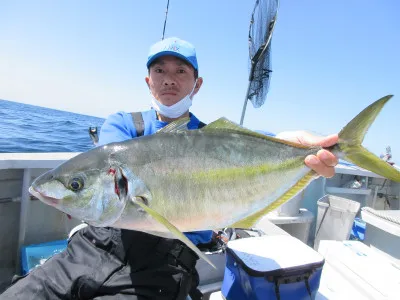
xmin=198 ymin=121 xmax=206 ymax=129
xmin=131 ymin=112 xmax=144 ymax=137
xmin=131 ymin=112 xmax=204 ymax=135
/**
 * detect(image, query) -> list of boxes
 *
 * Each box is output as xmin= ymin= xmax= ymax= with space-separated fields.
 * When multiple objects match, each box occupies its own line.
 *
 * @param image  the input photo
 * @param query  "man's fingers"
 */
xmin=276 ymin=132 xmax=339 ymax=148
xmin=276 ymin=130 xmax=340 ymax=178
xmin=318 ymin=134 xmax=339 ymax=148
xmin=305 ymin=153 xmax=337 ymax=178
xmin=299 ymin=133 xmax=339 ymax=148
xmin=317 ymin=149 xmax=338 ymax=167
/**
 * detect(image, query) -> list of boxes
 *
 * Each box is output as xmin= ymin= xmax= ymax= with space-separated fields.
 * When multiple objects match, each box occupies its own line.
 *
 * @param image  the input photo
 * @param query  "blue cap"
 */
xmin=147 ymin=37 xmax=198 ymax=71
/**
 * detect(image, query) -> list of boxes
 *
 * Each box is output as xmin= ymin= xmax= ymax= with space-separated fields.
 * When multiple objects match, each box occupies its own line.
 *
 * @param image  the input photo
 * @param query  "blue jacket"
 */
xmin=98 ymin=109 xmax=213 ymax=245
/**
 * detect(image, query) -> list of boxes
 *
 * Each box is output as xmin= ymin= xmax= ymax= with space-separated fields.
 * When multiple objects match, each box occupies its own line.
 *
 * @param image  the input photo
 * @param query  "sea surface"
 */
xmin=0 ymin=99 xmax=105 ymax=153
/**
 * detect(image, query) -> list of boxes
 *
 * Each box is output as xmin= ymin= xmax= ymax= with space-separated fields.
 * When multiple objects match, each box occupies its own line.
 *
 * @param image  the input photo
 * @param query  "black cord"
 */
xmin=304 ymin=275 xmax=312 ymax=298
xmin=161 ymin=0 xmax=170 ymax=40
xmin=274 ymin=279 xmax=281 ymax=300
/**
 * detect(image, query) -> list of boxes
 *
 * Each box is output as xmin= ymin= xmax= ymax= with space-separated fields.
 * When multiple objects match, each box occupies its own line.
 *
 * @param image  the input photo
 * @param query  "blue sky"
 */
xmin=1 ymin=1 xmax=399 ymax=162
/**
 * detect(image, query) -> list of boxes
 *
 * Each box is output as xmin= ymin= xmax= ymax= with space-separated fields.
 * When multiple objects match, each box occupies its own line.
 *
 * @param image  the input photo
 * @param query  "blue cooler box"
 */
xmin=221 ymin=235 xmax=324 ymax=300
xmin=350 ymin=217 xmax=366 ymax=241
xmin=21 ymin=239 xmax=68 ymax=275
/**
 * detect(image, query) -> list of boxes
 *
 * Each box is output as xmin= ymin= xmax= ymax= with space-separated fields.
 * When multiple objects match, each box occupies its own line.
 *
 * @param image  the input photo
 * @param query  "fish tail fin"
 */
xmin=337 ymin=95 xmax=400 ymax=182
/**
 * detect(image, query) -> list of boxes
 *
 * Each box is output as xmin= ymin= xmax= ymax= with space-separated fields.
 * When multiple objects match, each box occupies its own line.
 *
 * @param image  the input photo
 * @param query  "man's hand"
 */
xmin=276 ymin=131 xmax=339 ymax=178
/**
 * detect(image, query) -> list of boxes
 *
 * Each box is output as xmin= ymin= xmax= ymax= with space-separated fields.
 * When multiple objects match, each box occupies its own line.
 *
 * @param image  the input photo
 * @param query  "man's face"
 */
xmin=145 ymin=55 xmax=202 ymax=106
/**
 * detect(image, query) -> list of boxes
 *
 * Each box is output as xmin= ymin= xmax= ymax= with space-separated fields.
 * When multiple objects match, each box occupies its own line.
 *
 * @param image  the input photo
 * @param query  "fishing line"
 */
xmin=161 ymin=0 xmax=171 ymax=40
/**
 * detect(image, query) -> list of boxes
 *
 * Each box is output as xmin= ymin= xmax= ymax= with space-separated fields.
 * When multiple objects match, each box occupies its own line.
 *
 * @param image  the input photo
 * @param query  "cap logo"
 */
xmin=163 ymin=41 xmax=180 ymax=52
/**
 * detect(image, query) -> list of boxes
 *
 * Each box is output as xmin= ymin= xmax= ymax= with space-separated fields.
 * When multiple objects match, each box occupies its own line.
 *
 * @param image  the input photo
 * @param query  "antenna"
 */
xmin=380 ymin=146 xmax=393 ymax=162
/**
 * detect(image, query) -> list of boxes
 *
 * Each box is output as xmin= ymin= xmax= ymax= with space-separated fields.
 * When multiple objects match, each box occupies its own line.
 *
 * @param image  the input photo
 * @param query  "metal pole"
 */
xmin=239 ymin=1 xmax=279 ymax=125
xmin=371 ymin=186 xmax=379 ymax=209
xmin=16 ymin=168 xmax=32 ymax=274
xmin=239 ymin=81 xmax=252 ymax=125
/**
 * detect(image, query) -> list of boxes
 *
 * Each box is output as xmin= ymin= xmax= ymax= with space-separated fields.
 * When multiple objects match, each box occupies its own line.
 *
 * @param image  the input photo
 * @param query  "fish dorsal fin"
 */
xmin=131 ymin=196 xmax=216 ymax=269
xmin=157 ymin=117 xmax=190 ymax=133
xmin=203 ymin=117 xmax=257 ymax=134
xmin=230 ymin=170 xmax=316 ymax=228
xmin=203 ymin=117 xmax=310 ymax=149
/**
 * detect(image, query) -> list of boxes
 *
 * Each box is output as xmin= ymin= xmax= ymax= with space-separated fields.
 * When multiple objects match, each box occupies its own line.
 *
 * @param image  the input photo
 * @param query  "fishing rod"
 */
xmin=161 ymin=0 xmax=170 ymax=40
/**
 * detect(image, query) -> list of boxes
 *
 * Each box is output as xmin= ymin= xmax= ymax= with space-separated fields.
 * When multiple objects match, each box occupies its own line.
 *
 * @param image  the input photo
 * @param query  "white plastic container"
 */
xmin=314 ymin=194 xmax=360 ymax=249
xmin=361 ymin=207 xmax=400 ymax=264
xmin=267 ymin=208 xmax=314 ymax=244
xmin=317 ymin=240 xmax=400 ymax=299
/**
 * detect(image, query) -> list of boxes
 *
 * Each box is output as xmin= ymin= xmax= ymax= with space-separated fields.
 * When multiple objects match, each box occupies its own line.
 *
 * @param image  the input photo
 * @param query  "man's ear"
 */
xmin=145 ymin=76 xmax=150 ymax=88
xmin=193 ymin=77 xmax=203 ymax=96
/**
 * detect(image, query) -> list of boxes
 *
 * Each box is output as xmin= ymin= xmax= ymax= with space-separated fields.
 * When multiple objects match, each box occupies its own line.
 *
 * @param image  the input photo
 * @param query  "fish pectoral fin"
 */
xmin=130 ymin=196 xmax=217 ymax=269
xmin=156 ymin=117 xmax=190 ymax=133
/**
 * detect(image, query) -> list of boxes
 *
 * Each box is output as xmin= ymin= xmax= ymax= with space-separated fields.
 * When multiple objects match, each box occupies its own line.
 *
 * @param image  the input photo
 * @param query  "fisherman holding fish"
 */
xmin=1 ymin=37 xmax=341 ymax=300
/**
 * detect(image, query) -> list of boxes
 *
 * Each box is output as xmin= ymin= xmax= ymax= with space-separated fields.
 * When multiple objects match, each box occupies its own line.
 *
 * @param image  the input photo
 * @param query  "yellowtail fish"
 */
xmin=29 ymin=95 xmax=400 ymax=268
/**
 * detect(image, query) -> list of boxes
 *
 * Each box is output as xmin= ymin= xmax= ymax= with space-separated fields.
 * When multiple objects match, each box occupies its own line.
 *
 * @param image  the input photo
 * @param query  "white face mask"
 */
xmin=151 ymin=80 xmax=197 ymax=119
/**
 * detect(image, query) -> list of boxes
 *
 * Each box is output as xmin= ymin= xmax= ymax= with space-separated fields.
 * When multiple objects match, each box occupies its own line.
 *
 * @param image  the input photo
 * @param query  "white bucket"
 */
xmin=267 ymin=208 xmax=314 ymax=244
xmin=314 ymin=194 xmax=360 ymax=250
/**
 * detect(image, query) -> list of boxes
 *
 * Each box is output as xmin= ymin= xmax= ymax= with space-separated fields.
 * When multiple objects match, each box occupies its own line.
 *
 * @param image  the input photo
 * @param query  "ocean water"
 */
xmin=0 ymin=99 xmax=105 ymax=153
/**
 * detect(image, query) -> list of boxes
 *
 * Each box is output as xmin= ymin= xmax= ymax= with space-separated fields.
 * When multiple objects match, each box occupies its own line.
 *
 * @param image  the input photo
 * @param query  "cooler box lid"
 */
xmin=317 ymin=240 xmax=400 ymax=299
xmin=361 ymin=207 xmax=400 ymax=237
xmin=227 ymin=235 xmax=324 ymax=276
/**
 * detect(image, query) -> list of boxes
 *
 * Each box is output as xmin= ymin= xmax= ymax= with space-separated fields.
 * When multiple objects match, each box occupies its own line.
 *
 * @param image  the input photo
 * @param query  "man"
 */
xmin=1 ymin=37 xmax=338 ymax=300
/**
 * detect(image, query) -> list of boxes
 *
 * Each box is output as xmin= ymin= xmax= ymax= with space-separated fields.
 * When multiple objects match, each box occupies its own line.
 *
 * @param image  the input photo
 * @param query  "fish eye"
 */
xmin=68 ymin=177 xmax=84 ymax=191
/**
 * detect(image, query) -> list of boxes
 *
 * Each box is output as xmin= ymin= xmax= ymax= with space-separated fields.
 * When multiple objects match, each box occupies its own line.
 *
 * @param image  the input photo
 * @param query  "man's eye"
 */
xmin=154 ymin=68 xmax=163 ymax=73
xmin=177 ymin=69 xmax=186 ymax=73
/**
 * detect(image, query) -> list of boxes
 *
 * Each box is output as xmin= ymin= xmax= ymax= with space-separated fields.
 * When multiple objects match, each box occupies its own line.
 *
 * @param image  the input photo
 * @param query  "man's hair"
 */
xmin=148 ymin=57 xmax=198 ymax=79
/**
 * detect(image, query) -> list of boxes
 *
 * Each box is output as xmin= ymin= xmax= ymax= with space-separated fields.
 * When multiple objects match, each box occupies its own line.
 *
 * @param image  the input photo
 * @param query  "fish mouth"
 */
xmin=29 ymin=186 xmax=60 ymax=206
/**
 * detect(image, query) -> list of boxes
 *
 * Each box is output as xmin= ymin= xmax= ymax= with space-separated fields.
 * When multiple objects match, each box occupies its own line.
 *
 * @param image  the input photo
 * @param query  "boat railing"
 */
xmin=0 ymin=153 xmax=80 ymax=273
